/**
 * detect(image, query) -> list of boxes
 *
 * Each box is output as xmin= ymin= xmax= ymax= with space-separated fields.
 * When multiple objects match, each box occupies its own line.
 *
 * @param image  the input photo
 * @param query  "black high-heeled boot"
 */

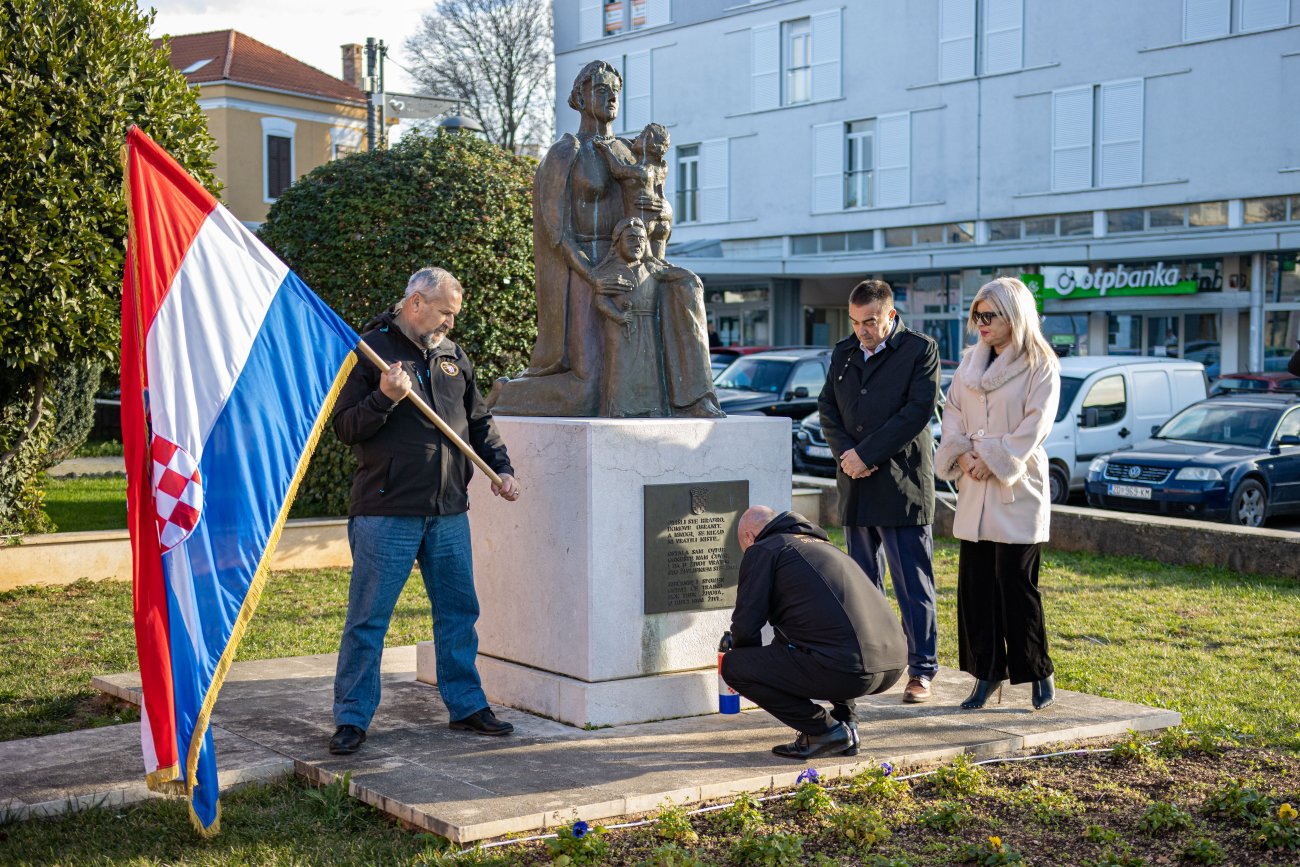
xmin=1031 ymin=674 xmax=1056 ymax=711
xmin=961 ymin=679 xmax=1004 ymax=709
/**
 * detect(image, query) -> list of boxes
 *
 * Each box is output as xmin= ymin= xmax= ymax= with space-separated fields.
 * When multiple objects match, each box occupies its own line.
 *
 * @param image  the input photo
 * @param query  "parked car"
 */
xmin=1044 ymin=356 xmax=1207 ymax=504
xmin=1084 ymin=393 xmax=1300 ymax=527
xmin=715 ymin=349 xmax=831 ymax=419
xmin=711 ymin=345 xmax=826 ymax=378
xmin=1209 ymin=372 xmax=1300 ymax=396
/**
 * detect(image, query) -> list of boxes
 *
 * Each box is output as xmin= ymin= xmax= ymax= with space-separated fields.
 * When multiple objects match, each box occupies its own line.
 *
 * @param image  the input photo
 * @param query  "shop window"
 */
xmin=1266 ymin=253 xmax=1300 ymax=304
xmin=1080 ymin=374 xmax=1127 ymax=427
xmin=1109 ymin=314 xmax=1143 ymax=355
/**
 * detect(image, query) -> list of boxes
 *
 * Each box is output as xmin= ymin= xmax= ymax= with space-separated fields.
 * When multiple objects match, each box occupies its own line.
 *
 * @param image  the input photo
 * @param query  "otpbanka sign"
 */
xmin=1023 ymin=264 xmax=1198 ymax=305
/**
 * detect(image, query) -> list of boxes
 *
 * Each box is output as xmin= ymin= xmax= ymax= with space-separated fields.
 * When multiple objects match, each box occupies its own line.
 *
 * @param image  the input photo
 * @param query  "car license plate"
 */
xmin=806 ymin=445 xmax=833 ymax=460
xmin=1108 ymin=484 xmax=1152 ymax=500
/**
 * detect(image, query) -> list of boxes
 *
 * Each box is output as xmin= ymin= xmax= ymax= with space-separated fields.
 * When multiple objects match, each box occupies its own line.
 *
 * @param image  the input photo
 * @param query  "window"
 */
xmin=750 ymin=9 xmax=841 ymax=111
xmin=789 ymin=231 xmax=874 ymax=256
xmin=331 ymin=127 xmax=362 ymax=161
xmin=1244 ymin=196 xmax=1299 ymax=224
xmin=1107 ymin=202 xmax=1229 ymax=234
xmin=1183 ymin=0 xmax=1289 ymax=42
xmin=938 ymin=0 xmax=1023 ymax=81
xmin=676 ymin=145 xmax=699 ymax=224
xmin=883 ymin=223 xmax=975 ymax=248
xmin=581 ymin=0 xmax=668 ymax=40
xmin=1276 ymin=410 xmax=1300 ymax=442
xmin=789 ymin=361 xmax=827 ymax=396
xmin=884 ymin=227 xmax=913 ymax=248
xmin=783 ymin=18 xmax=811 ymax=105
xmin=987 ymin=213 xmax=1093 ymax=243
xmin=673 ymin=139 xmax=728 ymax=224
xmin=845 ymin=120 xmax=874 ymax=208
xmin=813 ymin=112 xmax=909 ymax=212
xmin=1080 ymin=374 xmax=1127 ymax=428
xmin=261 ymin=117 xmax=296 ymax=203
xmin=1051 ymin=79 xmax=1144 ymax=191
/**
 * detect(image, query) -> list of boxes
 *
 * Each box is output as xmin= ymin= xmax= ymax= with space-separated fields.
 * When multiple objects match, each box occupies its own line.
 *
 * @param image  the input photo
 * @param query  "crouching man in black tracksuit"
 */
xmin=721 ymin=507 xmax=907 ymax=760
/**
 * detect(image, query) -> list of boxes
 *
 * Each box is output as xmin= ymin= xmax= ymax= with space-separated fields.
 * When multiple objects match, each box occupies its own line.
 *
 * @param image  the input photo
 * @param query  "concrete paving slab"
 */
xmin=82 ymin=646 xmax=1178 ymax=843
xmin=0 ymin=724 xmax=291 ymax=821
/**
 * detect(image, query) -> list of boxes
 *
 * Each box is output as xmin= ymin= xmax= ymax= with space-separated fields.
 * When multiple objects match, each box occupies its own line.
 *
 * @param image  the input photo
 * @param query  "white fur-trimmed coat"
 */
xmin=933 ymin=342 xmax=1060 ymax=544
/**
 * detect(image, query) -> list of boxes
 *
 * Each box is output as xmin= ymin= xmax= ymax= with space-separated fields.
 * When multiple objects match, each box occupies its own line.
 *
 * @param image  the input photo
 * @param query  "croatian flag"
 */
xmin=121 ymin=126 xmax=358 ymax=834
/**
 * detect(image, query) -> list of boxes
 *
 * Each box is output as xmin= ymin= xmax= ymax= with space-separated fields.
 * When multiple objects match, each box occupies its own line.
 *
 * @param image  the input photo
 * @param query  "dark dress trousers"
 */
xmin=721 ymin=512 xmax=906 ymax=734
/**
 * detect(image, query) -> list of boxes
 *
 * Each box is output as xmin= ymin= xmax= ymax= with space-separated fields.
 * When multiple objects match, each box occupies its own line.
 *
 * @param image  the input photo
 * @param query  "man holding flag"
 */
xmin=329 ymin=267 xmax=521 ymax=755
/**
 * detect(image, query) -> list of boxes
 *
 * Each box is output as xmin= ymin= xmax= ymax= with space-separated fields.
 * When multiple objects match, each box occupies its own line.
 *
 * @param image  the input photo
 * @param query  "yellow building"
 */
xmin=158 ymin=30 xmax=370 ymax=226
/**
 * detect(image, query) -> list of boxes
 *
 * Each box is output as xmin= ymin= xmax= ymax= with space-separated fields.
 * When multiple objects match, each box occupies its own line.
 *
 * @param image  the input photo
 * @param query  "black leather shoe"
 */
xmin=449 ymin=707 xmax=514 ymax=736
xmin=961 ymin=679 xmax=1005 ymax=710
xmin=328 ymin=724 xmax=366 ymax=755
xmin=772 ymin=723 xmax=855 ymax=760
xmin=1031 ymin=674 xmax=1056 ymax=711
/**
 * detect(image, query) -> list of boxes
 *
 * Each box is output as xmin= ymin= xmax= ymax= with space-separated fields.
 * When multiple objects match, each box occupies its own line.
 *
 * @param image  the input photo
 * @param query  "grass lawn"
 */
xmin=39 ymin=474 xmax=127 ymax=533
xmin=2 ymin=543 xmax=1298 ymax=864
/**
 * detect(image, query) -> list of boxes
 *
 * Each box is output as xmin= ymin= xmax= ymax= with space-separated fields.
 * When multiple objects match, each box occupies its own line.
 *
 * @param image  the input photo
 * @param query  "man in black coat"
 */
xmin=721 ymin=507 xmax=906 ymax=760
xmin=818 ymin=279 xmax=941 ymax=703
xmin=328 ymin=267 xmax=521 ymax=756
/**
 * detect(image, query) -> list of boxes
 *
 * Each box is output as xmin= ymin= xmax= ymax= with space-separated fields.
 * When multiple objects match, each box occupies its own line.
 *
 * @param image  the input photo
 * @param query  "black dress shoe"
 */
xmin=772 ymin=722 xmax=856 ymax=760
xmin=449 ymin=707 xmax=515 ymax=736
xmin=329 ymin=724 xmax=366 ymax=755
xmin=961 ymin=679 xmax=1004 ymax=710
xmin=1031 ymin=674 xmax=1056 ymax=711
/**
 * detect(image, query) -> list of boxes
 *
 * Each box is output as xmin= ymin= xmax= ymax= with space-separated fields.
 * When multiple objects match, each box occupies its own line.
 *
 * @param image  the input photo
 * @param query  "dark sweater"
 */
xmin=730 ymin=511 xmax=907 ymax=675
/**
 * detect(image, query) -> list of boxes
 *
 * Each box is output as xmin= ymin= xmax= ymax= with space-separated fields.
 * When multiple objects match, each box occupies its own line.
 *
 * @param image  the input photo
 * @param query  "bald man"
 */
xmin=721 ymin=507 xmax=907 ymax=760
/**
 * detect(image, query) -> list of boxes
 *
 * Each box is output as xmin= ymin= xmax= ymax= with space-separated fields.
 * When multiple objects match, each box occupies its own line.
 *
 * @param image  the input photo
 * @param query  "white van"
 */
xmin=1045 ymin=357 xmax=1207 ymax=502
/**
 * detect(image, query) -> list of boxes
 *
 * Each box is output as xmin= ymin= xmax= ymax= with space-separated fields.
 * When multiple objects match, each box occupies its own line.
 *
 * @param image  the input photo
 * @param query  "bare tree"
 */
xmin=405 ymin=0 xmax=554 ymax=153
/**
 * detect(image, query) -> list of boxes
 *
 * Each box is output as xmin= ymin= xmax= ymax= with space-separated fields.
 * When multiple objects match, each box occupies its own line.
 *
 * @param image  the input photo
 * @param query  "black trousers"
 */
xmin=721 ymin=643 xmax=903 ymax=735
xmin=957 ymin=540 xmax=1053 ymax=685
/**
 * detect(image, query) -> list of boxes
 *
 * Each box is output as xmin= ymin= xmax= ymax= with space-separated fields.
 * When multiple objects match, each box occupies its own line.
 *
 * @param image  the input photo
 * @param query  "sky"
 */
xmin=141 ymin=0 xmax=426 ymax=93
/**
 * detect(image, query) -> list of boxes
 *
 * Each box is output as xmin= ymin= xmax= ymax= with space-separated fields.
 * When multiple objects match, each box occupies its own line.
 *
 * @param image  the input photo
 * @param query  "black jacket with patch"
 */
xmin=730 ymin=512 xmax=907 ymax=675
xmin=332 ymin=311 xmax=513 ymax=517
xmin=817 ymin=321 xmax=940 ymax=527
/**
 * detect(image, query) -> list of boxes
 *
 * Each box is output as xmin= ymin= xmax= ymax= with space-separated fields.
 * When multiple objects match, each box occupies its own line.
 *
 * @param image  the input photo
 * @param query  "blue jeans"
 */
xmin=333 ymin=513 xmax=487 ymax=728
xmin=845 ymin=524 xmax=939 ymax=681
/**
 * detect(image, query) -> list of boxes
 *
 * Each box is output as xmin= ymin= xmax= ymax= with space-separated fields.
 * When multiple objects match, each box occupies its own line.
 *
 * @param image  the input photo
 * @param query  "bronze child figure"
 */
xmin=595 ymin=123 xmax=672 ymax=262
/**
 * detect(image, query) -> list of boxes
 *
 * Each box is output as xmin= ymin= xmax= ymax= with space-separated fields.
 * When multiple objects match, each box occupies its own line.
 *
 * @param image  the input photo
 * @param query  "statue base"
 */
xmin=416 ymin=415 xmax=790 ymax=727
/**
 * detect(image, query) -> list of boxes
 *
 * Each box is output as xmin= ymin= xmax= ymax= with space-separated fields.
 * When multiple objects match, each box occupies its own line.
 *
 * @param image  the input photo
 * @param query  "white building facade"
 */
xmin=553 ymin=0 xmax=1300 ymax=373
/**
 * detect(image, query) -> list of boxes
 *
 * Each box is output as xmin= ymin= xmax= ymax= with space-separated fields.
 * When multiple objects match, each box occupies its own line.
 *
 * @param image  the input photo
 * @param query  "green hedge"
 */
xmin=0 ymin=0 xmax=218 ymax=534
xmin=259 ymin=130 xmax=537 ymax=517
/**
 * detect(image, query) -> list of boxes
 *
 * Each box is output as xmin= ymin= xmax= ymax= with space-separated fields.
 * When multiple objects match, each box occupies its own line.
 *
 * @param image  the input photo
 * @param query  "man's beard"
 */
xmin=418 ymin=329 xmax=447 ymax=350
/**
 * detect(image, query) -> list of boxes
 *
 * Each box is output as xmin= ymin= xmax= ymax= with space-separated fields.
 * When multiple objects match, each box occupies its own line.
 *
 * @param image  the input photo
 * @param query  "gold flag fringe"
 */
xmin=179 ymin=352 xmax=358 ymax=837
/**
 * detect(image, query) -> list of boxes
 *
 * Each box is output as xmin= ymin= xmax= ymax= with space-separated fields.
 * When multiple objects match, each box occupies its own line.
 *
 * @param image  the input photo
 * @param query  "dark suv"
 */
xmin=714 ymin=349 xmax=832 ymax=419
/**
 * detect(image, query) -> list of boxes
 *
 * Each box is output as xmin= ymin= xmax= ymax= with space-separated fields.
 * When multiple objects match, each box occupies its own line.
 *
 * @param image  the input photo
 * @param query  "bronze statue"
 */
xmin=488 ymin=61 xmax=722 ymax=419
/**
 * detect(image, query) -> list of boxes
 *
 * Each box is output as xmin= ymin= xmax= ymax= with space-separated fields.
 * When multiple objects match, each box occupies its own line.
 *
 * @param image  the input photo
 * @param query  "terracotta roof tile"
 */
xmin=155 ymin=30 xmax=365 ymax=106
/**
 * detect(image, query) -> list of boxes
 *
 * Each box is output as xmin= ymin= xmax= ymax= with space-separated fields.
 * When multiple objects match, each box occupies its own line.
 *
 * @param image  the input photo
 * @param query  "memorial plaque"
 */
xmin=643 ymin=480 xmax=748 ymax=614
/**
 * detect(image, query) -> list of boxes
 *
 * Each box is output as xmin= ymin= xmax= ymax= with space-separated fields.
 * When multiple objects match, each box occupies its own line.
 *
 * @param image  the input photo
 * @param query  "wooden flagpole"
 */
xmin=355 ymin=341 xmax=504 ymax=488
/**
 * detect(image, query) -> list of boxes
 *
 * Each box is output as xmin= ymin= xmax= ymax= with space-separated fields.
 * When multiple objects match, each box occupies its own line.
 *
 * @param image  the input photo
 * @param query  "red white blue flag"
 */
xmin=120 ymin=126 xmax=358 ymax=834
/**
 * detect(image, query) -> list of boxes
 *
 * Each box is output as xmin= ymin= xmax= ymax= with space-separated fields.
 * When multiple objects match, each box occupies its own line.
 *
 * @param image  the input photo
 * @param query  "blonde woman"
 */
xmin=934 ymin=277 xmax=1061 ymax=711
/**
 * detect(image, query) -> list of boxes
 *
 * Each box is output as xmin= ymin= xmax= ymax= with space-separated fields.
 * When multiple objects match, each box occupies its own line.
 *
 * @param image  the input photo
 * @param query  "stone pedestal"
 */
xmin=416 ymin=416 xmax=791 ymax=727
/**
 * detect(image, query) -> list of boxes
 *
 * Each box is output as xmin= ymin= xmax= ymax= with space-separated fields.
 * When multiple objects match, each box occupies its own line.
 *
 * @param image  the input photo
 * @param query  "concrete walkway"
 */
xmin=1 ymin=646 xmax=1179 ymax=842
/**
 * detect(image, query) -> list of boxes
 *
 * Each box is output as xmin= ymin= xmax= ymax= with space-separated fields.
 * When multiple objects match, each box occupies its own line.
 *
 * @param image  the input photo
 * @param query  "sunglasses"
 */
xmin=971 ymin=311 xmax=1001 ymax=326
